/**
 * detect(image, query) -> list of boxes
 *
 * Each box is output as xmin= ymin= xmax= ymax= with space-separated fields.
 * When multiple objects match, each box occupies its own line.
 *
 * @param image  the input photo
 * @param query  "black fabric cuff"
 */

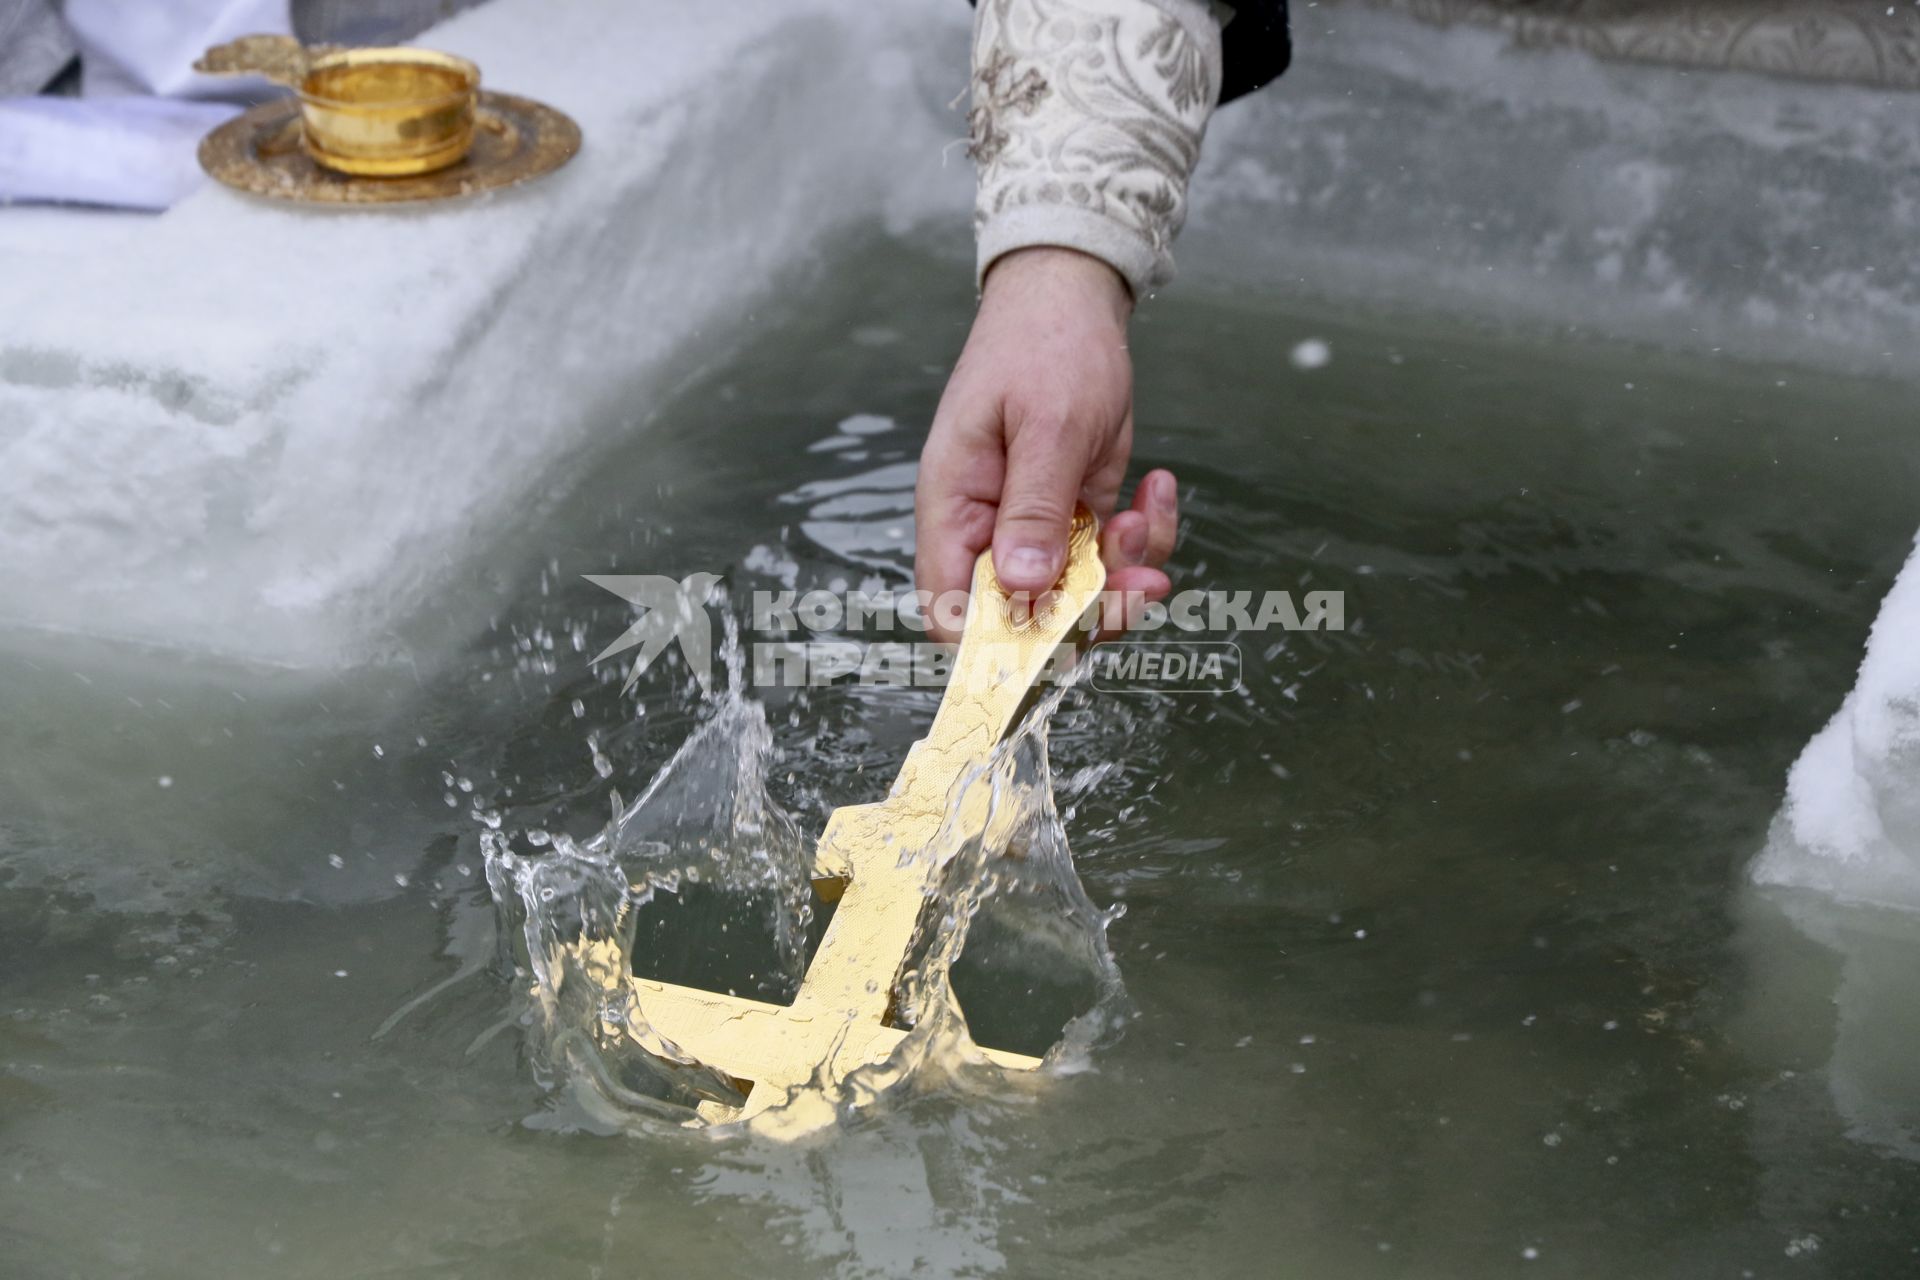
xmin=1218 ymin=0 xmax=1292 ymax=103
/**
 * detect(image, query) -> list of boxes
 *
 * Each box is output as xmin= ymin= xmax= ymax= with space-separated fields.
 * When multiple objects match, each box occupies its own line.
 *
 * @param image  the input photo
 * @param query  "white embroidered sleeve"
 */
xmin=967 ymin=0 xmax=1225 ymax=297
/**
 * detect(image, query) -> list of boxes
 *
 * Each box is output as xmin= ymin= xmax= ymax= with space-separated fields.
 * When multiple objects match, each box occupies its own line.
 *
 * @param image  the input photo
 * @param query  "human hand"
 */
xmin=914 ymin=246 xmax=1179 ymax=643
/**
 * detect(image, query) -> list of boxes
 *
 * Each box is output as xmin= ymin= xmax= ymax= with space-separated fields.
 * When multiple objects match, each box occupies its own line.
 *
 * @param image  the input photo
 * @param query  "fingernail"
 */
xmin=1153 ymin=473 xmax=1176 ymax=511
xmin=1119 ymin=523 xmax=1147 ymax=563
xmin=1003 ymin=546 xmax=1056 ymax=586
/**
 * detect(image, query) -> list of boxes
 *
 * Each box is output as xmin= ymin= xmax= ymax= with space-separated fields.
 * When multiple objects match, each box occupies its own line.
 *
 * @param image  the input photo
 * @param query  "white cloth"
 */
xmin=66 ymin=0 xmax=293 ymax=98
xmin=0 ymin=96 xmax=241 ymax=209
xmin=0 ymin=0 xmax=291 ymax=209
xmin=968 ymin=0 xmax=1224 ymax=295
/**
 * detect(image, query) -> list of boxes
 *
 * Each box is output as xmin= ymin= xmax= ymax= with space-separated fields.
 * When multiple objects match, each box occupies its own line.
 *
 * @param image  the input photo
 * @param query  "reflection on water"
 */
xmin=4 ymin=237 xmax=1920 ymax=1276
xmin=1734 ymin=887 xmax=1920 ymax=1164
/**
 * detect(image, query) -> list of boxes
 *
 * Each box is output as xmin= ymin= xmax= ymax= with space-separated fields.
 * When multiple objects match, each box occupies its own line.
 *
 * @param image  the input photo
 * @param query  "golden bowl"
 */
xmin=297 ymin=48 xmax=479 ymax=177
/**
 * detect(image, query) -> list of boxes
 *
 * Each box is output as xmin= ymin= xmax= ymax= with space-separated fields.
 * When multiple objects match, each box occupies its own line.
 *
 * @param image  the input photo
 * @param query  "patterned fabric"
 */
xmin=0 ymin=0 xmax=76 ymax=96
xmin=969 ymin=0 xmax=1230 ymax=295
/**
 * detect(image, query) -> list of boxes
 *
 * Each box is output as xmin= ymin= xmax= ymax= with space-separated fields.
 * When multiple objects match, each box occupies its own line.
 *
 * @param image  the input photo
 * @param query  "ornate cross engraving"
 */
xmin=594 ymin=510 xmax=1105 ymax=1130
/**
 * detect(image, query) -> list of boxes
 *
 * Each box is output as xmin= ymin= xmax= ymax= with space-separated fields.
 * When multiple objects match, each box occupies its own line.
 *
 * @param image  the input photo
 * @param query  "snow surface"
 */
xmin=0 ymin=0 xmax=969 ymax=666
xmin=1755 ymin=536 xmax=1920 ymax=912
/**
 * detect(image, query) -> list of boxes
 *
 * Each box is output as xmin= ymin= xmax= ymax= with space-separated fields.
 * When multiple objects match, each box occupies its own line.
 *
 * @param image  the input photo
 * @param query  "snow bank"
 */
xmin=0 ymin=0 xmax=968 ymax=666
xmin=1754 ymin=538 xmax=1920 ymax=911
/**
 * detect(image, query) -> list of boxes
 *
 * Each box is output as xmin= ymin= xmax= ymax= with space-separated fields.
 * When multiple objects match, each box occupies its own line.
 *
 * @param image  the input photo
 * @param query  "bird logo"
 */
xmin=583 ymin=571 xmax=724 ymax=693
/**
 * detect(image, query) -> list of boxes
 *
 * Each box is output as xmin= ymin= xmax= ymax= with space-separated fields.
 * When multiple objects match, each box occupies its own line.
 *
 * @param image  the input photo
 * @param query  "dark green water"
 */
xmin=3 ymin=238 xmax=1917 ymax=1277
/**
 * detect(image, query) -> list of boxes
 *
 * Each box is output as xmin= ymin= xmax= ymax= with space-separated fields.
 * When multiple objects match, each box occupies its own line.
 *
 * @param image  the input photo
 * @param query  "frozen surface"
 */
xmin=0 ymin=0 xmax=968 ymax=666
xmin=1187 ymin=7 xmax=1920 ymax=379
xmin=1755 ymin=537 xmax=1920 ymax=911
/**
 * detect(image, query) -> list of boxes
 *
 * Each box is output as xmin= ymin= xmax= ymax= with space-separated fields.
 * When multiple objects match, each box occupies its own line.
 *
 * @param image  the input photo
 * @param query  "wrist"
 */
xmin=980 ymin=246 xmax=1133 ymax=329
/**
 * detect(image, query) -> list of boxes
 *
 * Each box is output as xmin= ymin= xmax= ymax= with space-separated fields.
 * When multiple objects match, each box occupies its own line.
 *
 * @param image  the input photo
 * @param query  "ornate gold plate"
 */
xmin=589 ymin=509 xmax=1107 ymax=1133
xmin=197 ymin=89 xmax=580 ymax=205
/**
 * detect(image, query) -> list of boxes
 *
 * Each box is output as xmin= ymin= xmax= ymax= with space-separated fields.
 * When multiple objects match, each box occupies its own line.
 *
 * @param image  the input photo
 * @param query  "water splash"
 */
xmin=859 ymin=689 xmax=1131 ymax=1098
xmin=484 ymin=641 xmax=1128 ymax=1134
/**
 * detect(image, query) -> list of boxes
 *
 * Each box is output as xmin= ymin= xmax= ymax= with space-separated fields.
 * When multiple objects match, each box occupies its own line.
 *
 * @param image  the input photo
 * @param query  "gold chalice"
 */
xmin=296 ymin=47 xmax=480 ymax=177
xmin=196 ymin=35 xmax=507 ymax=183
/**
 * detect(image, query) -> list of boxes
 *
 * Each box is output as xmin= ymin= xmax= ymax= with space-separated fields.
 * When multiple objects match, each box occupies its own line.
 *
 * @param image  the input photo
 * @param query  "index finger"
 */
xmin=914 ymin=429 xmax=1001 ymax=644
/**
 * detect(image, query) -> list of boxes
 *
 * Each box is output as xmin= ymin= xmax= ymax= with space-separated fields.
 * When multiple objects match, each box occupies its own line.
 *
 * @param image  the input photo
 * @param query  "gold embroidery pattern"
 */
xmin=970 ymin=0 xmax=1222 ymax=288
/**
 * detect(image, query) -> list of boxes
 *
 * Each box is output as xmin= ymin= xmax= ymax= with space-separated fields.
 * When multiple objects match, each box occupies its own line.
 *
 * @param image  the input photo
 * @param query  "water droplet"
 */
xmin=1289 ymin=338 xmax=1332 ymax=370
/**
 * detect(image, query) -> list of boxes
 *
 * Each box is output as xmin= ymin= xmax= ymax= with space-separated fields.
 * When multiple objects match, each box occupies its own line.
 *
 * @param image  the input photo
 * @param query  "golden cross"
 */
xmin=594 ymin=509 xmax=1106 ymax=1132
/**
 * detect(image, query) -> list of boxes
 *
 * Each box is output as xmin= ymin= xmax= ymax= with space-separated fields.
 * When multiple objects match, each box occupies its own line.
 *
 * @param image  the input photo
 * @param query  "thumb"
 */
xmin=992 ymin=420 xmax=1085 ymax=594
